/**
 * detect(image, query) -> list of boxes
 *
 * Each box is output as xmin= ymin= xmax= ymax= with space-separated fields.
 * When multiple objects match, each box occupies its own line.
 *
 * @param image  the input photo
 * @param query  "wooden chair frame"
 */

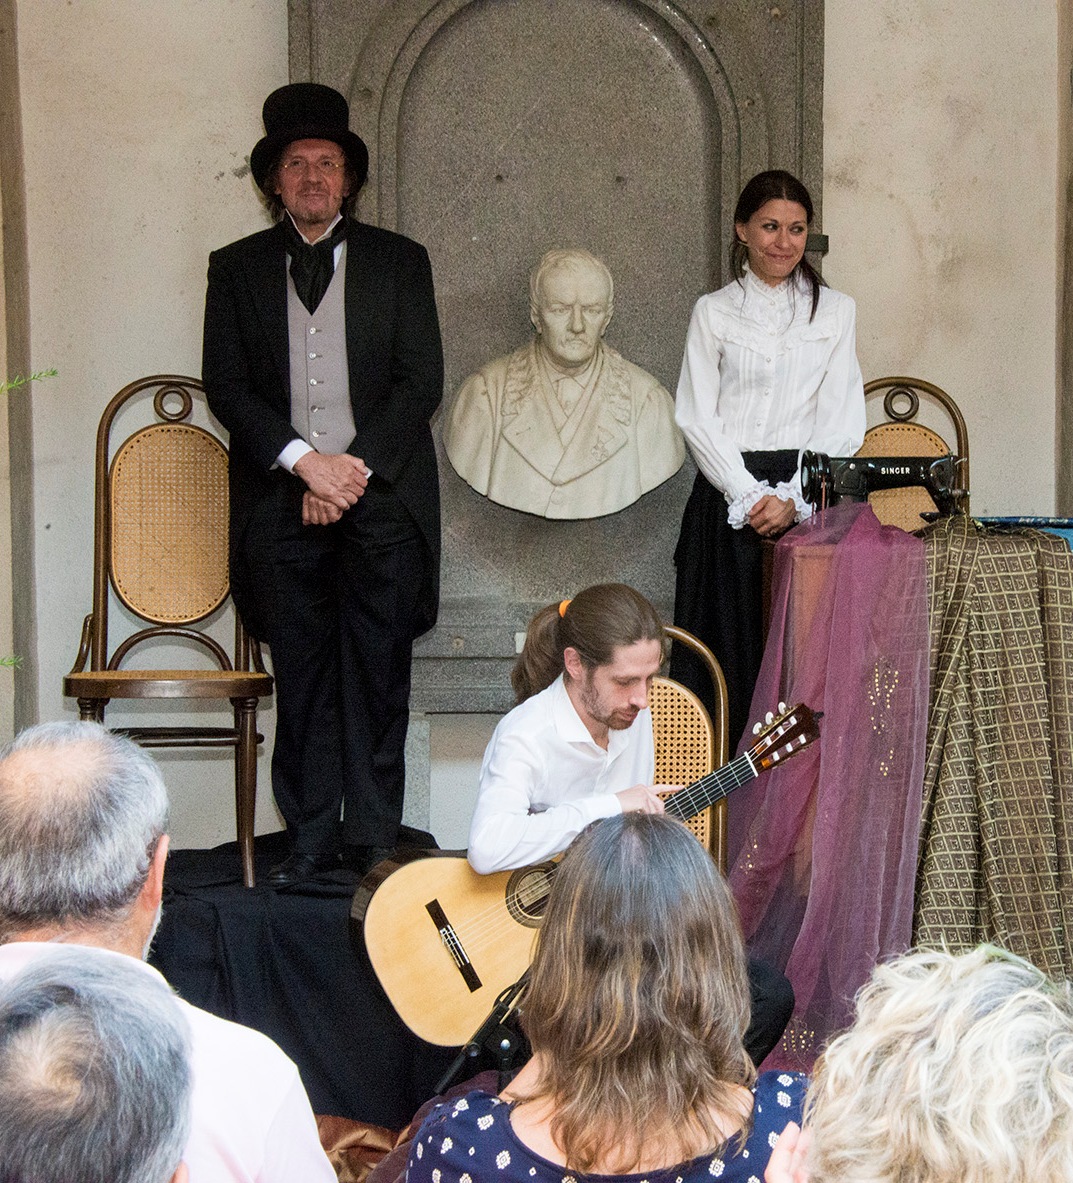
xmin=653 ymin=625 xmax=730 ymax=871
xmin=64 ymin=375 xmax=273 ymax=887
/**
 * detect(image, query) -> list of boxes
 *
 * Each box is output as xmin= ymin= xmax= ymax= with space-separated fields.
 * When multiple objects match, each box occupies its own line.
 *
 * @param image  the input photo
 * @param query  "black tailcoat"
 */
xmin=202 ymin=217 xmax=443 ymax=852
xmin=202 ymin=218 xmax=443 ymax=640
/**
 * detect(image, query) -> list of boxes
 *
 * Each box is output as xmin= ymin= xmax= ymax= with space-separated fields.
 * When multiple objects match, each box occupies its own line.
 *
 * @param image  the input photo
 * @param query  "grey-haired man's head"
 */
xmin=0 ymin=722 xmax=169 ymax=950
xmin=0 ymin=947 xmax=191 ymax=1183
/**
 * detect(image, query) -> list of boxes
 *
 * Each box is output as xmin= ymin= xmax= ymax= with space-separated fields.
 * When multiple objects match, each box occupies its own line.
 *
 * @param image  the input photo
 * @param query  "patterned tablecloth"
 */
xmin=918 ymin=516 xmax=1073 ymax=977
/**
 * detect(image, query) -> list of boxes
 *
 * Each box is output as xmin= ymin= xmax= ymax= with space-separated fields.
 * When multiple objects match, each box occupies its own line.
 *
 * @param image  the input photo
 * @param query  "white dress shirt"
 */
xmin=0 ymin=943 xmax=336 ymax=1183
xmin=675 ymin=268 xmax=865 ymax=519
xmin=467 ymin=674 xmax=655 ymax=874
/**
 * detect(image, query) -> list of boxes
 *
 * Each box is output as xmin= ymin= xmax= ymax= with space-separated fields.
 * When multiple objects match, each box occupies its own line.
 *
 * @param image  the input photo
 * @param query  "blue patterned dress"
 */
xmin=405 ymin=1071 xmax=806 ymax=1183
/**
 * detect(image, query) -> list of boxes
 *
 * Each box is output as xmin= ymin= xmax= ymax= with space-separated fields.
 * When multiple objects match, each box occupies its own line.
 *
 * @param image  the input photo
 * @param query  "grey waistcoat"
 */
xmin=288 ymin=246 xmax=356 ymax=455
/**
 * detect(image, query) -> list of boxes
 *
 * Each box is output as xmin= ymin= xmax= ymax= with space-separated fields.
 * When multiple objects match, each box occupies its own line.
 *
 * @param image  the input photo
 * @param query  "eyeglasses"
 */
xmin=280 ymin=157 xmax=346 ymax=175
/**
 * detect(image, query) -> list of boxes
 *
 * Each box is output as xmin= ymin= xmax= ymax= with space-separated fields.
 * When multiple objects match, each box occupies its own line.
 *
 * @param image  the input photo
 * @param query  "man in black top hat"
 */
xmin=202 ymin=83 xmax=443 ymax=885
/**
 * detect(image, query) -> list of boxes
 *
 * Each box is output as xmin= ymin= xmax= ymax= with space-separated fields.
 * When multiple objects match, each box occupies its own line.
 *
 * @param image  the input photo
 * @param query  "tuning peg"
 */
xmin=764 ymin=711 xmax=775 ymax=724
xmin=778 ymin=701 xmax=786 ymax=711
xmin=753 ymin=721 xmax=762 ymax=735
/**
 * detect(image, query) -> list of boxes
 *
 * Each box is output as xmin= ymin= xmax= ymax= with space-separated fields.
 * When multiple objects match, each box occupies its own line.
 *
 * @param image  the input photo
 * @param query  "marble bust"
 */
xmin=443 ymin=248 xmax=684 ymax=518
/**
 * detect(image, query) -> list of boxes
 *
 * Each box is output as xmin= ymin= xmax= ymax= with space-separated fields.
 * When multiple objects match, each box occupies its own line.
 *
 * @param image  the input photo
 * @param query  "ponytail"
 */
xmin=511 ymin=603 xmax=565 ymax=704
xmin=511 ymin=584 xmax=665 ymax=704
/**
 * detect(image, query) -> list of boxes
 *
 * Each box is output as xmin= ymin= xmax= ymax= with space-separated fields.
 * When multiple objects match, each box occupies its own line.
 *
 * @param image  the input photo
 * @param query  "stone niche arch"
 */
xmin=290 ymin=0 xmax=822 ymax=710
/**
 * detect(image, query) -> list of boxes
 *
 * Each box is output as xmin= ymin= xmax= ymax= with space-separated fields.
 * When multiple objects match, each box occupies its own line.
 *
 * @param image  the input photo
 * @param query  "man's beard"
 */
xmin=605 ymin=707 xmax=639 ymax=730
xmin=578 ymin=681 xmax=638 ymax=732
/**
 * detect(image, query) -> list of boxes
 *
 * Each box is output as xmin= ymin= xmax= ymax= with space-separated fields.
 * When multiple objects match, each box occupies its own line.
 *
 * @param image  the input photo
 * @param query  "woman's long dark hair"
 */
xmin=729 ymin=169 xmax=825 ymax=321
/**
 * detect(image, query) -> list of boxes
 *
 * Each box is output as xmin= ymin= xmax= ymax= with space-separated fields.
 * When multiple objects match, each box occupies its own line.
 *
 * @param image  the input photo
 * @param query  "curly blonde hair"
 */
xmin=805 ymin=945 xmax=1073 ymax=1183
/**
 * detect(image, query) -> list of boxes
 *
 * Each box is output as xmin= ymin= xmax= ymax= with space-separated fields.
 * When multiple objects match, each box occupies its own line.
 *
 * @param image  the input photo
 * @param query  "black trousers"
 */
xmin=744 ymin=956 xmax=795 ymax=1067
xmin=242 ymin=474 xmax=426 ymax=855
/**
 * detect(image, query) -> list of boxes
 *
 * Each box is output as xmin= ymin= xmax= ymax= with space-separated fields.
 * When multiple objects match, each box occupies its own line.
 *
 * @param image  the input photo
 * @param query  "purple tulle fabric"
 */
xmin=728 ymin=502 xmax=929 ymax=1071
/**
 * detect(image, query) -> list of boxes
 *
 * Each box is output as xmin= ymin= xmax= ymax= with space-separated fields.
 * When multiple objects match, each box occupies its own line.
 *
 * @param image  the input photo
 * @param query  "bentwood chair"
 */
xmin=857 ymin=376 xmax=970 ymax=532
xmin=63 ymin=375 xmax=273 ymax=887
xmin=652 ymin=625 xmax=730 ymax=871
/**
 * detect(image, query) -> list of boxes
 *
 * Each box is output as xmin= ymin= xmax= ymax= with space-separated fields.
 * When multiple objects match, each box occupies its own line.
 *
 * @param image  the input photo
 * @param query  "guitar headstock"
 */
xmin=746 ymin=703 xmax=820 ymax=772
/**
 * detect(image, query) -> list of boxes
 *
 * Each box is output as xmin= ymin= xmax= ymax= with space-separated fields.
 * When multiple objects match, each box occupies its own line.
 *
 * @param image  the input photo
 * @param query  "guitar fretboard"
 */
xmin=663 ymin=752 xmax=756 ymax=824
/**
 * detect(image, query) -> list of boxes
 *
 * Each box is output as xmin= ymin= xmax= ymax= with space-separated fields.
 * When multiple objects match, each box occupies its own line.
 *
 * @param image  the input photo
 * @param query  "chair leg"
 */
xmin=76 ymin=697 xmax=107 ymax=723
xmin=233 ymin=697 xmax=259 ymax=888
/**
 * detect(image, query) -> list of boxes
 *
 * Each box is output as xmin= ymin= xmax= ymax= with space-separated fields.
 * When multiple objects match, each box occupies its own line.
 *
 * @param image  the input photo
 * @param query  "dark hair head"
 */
xmin=729 ymin=169 xmax=824 ymax=320
xmin=733 ymin=169 xmax=815 ymax=226
xmin=519 ymin=813 xmax=754 ymax=1171
xmin=511 ymin=584 xmax=665 ymax=703
xmin=251 ymin=82 xmax=369 ymax=191
xmin=251 ymin=81 xmax=368 ymax=212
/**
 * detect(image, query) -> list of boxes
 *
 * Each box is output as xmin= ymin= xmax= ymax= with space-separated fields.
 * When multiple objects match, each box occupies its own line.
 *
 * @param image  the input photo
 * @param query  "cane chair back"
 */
xmin=858 ymin=376 xmax=970 ymax=532
xmin=652 ymin=625 xmax=730 ymax=871
xmin=63 ymin=375 xmax=273 ymax=887
xmin=110 ymin=424 xmax=230 ymax=623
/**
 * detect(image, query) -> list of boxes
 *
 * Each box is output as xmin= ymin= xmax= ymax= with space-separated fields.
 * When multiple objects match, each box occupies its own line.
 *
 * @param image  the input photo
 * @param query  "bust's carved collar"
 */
xmin=498 ymin=340 xmax=634 ymax=484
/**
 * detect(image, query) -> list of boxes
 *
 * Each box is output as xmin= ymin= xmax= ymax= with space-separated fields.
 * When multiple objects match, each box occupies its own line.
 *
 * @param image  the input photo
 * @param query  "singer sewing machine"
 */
xmin=800 ymin=377 xmax=972 ymax=530
xmin=800 ymin=450 xmax=968 ymax=518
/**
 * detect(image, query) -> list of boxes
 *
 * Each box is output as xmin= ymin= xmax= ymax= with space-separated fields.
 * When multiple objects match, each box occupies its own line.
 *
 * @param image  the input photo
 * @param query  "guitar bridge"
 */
xmin=425 ymin=898 xmax=481 ymax=992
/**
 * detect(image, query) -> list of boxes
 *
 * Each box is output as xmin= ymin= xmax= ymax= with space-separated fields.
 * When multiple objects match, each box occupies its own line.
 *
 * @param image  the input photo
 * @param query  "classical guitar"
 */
xmin=352 ymin=702 xmax=819 ymax=1047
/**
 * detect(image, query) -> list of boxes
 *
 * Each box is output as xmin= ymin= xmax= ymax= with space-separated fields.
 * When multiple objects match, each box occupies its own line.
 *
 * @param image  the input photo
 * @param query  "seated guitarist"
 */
xmin=467 ymin=582 xmax=794 ymax=1066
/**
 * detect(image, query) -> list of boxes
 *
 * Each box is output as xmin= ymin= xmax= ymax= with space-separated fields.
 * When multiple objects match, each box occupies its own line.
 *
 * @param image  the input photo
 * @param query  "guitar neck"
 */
xmin=663 ymin=753 xmax=757 ymax=824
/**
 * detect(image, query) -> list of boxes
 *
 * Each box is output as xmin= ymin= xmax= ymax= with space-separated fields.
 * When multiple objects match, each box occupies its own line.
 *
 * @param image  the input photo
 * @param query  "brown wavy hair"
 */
xmin=517 ymin=812 xmax=755 ymax=1172
xmin=510 ymin=584 xmax=665 ymax=704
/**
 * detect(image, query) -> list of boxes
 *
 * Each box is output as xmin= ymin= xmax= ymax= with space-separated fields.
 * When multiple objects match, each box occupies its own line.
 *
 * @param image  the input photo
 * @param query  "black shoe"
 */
xmin=341 ymin=844 xmax=393 ymax=877
xmin=265 ymin=851 xmax=340 ymax=886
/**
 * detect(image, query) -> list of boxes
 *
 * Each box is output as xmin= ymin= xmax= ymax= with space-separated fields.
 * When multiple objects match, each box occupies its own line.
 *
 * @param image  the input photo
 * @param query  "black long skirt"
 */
xmin=670 ymin=450 xmax=799 ymax=751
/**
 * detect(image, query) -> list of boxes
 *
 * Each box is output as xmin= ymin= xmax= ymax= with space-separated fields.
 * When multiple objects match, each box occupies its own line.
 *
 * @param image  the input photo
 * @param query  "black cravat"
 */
xmin=284 ymin=217 xmax=348 ymax=313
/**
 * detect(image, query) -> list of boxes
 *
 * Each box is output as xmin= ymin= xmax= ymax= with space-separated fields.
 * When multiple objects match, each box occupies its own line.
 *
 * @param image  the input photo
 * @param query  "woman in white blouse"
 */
xmin=670 ymin=170 xmax=865 ymax=745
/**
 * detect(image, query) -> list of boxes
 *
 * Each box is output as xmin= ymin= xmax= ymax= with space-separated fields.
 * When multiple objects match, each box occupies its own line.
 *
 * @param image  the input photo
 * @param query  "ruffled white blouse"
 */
xmin=674 ymin=268 xmax=865 ymax=525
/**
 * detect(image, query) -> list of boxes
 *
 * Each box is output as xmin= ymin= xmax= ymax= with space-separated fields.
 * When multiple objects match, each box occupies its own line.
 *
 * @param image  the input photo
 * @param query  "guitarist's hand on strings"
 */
xmin=615 ymin=784 xmax=682 ymax=815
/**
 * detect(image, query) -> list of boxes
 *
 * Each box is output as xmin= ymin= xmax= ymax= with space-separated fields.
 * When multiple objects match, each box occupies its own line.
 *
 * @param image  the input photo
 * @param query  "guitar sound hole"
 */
xmin=505 ymin=863 xmax=556 ymax=928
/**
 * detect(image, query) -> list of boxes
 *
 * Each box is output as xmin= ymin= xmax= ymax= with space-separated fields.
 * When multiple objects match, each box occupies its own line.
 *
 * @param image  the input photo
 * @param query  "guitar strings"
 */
xmin=664 ymin=755 xmax=756 ymax=821
xmin=444 ymin=872 xmax=556 ymax=953
xmin=421 ymin=716 xmax=812 ymax=1019
xmin=440 ymin=751 xmax=763 ymax=956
